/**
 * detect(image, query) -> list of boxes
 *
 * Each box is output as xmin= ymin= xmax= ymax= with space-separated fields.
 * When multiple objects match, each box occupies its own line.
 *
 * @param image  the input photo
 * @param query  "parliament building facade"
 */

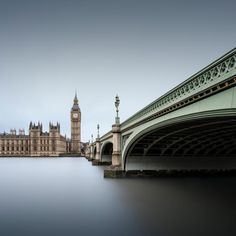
xmin=0 ymin=94 xmax=81 ymax=157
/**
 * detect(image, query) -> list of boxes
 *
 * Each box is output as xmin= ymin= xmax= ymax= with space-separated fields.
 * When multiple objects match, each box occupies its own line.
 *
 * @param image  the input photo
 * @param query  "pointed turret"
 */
xmin=72 ymin=91 xmax=80 ymax=111
xmin=39 ymin=123 xmax=42 ymax=130
xmin=74 ymin=91 xmax=78 ymax=104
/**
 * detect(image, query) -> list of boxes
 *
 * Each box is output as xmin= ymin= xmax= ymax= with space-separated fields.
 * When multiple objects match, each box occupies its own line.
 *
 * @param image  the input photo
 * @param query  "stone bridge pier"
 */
xmin=111 ymin=124 xmax=121 ymax=166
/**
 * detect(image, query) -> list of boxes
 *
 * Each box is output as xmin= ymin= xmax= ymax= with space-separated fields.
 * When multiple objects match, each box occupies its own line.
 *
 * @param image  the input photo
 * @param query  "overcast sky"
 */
xmin=0 ymin=0 xmax=235 ymax=141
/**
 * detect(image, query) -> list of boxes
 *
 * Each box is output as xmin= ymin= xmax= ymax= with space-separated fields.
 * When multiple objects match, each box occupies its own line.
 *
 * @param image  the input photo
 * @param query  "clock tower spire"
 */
xmin=71 ymin=92 xmax=81 ymax=155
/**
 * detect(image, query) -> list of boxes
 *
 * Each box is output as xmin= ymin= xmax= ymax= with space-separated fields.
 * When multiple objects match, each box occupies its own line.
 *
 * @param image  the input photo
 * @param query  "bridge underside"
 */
xmin=101 ymin=142 xmax=113 ymax=162
xmin=125 ymin=116 xmax=236 ymax=170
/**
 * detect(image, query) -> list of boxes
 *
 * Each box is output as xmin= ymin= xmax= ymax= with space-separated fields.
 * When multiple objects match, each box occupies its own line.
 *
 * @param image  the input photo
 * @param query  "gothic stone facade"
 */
xmin=0 ymin=123 xmax=66 ymax=157
xmin=0 ymin=95 xmax=81 ymax=157
xmin=71 ymin=93 xmax=81 ymax=154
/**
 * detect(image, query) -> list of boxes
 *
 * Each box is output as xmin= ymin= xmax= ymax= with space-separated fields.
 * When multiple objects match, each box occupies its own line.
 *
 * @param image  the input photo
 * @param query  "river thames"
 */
xmin=0 ymin=157 xmax=235 ymax=236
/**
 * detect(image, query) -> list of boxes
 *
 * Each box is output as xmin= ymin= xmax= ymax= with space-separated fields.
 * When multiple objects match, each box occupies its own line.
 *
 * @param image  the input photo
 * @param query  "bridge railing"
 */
xmin=121 ymin=48 xmax=236 ymax=130
xmin=100 ymin=130 xmax=112 ymax=142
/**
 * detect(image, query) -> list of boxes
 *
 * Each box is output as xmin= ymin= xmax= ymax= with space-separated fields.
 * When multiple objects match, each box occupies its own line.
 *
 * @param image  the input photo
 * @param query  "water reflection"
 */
xmin=0 ymin=157 xmax=235 ymax=236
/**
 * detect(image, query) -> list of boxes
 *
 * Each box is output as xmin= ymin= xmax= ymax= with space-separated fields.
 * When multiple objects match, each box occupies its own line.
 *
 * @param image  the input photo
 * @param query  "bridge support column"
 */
xmin=87 ymin=144 xmax=94 ymax=161
xmin=112 ymin=124 xmax=121 ymax=166
xmin=90 ymin=144 xmax=94 ymax=160
xmin=104 ymin=95 xmax=124 ymax=176
xmin=95 ymin=138 xmax=101 ymax=161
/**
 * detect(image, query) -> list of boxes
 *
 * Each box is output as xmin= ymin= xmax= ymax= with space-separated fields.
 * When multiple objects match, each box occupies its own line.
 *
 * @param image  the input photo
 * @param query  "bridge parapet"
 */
xmin=100 ymin=131 xmax=112 ymax=142
xmin=121 ymin=48 xmax=236 ymax=130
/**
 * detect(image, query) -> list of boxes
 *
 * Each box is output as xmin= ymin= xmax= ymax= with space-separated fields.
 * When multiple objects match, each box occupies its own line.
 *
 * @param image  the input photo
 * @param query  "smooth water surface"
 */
xmin=0 ymin=157 xmax=235 ymax=236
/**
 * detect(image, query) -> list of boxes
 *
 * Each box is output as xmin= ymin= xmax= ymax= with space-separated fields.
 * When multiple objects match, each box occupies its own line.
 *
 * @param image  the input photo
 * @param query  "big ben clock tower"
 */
xmin=71 ymin=93 xmax=81 ymax=155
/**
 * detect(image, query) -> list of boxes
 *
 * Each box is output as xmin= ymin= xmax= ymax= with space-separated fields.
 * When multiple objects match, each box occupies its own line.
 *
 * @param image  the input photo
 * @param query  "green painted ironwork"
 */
xmin=121 ymin=48 xmax=236 ymax=129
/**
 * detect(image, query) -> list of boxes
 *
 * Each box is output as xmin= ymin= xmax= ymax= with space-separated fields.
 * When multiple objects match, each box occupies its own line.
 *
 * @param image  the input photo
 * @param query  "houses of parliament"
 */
xmin=0 ymin=94 xmax=81 ymax=157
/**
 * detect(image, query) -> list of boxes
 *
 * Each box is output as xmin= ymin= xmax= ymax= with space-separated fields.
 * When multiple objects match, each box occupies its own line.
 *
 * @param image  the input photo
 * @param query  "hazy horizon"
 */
xmin=0 ymin=0 xmax=235 ymax=142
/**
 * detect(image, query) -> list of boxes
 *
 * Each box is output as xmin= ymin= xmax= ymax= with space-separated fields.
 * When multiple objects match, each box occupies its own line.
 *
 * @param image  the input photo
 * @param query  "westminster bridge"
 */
xmin=86 ymin=48 xmax=236 ymax=174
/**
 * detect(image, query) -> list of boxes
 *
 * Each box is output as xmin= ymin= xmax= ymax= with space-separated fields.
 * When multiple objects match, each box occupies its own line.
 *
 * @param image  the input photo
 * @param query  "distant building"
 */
xmin=0 ymin=94 xmax=81 ymax=157
xmin=70 ymin=93 xmax=81 ymax=155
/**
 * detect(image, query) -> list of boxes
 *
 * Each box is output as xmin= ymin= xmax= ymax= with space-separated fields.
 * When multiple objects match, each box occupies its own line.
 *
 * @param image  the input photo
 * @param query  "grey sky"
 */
xmin=0 ymin=0 xmax=235 ymax=141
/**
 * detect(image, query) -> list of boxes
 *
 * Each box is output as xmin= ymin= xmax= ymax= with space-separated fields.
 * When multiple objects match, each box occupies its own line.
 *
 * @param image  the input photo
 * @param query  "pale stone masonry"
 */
xmin=0 ymin=94 xmax=81 ymax=157
xmin=0 ymin=123 xmax=66 ymax=157
xmin=70 ymin=93 xmax=81 ymax=155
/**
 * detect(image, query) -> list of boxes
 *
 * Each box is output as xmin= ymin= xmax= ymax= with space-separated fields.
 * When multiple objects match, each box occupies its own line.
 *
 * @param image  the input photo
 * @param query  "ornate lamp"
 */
xmin=115 ymin=94 xmax=120 ymax=124
xmin=97 ymin=124 xmax=100 ymax=138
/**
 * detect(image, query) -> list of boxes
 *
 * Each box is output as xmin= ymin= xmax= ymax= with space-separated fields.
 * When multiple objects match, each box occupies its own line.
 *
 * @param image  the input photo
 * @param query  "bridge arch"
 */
xmin=122 ymin=109 xmax=236 ymax=170
xmin=101 ymin=141 xmax=113 ymax=162
xmin=93 ymin=146 xmax=97 ymax=158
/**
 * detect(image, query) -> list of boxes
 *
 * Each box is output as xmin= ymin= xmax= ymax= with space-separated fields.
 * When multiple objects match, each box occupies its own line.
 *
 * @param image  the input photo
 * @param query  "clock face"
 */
xmin=73 ymin=113 xmax=78 ymax=118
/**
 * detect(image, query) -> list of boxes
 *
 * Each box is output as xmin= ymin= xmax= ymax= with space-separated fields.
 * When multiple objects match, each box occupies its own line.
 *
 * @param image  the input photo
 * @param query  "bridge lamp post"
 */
xmin=95 ymin=124 xmax=101 ymax=161
xmin=111 ymin=94 xmax=122 ymax=167
xmin=97 ymin=124 xmax=100 ymax=139
xmin=115 ymin=94 xmax=120 ymax=124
